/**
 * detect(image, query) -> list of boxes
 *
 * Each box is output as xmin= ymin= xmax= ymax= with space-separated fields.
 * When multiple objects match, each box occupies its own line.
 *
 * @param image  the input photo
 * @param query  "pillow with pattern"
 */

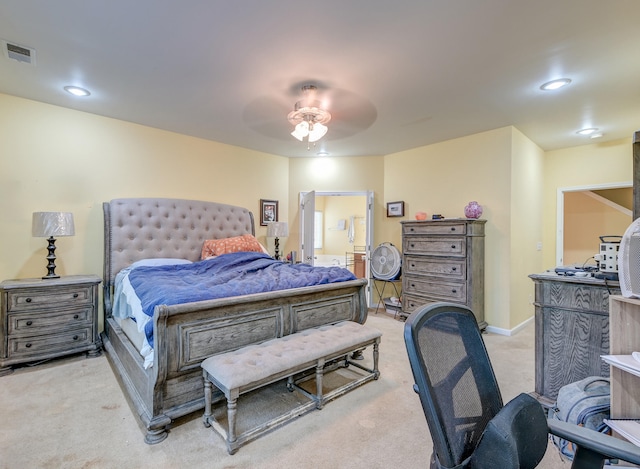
xmin=201 ymin=234 xmax=267 ymax=259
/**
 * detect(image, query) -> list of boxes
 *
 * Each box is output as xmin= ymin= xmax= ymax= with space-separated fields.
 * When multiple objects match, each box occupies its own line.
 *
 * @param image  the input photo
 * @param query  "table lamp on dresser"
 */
xmin=32 ymin=211 xmax=75 ymax=279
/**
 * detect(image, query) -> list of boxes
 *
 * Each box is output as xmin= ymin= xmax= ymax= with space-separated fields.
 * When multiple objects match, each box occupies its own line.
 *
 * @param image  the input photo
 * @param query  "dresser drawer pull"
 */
xmin=26 ymin=298 xmax=32 ymax=303
xmin=451 ymin=245 xmax=456 ymax=249
xmin=73 ymin=335 xmax=79 ymax=341
xmin=451 ymin=289 xmax=457 ymax=293
xmin=451 ymin=267 xmax=457 ymax=271
xmin=74 ymin=314 xmax=79 ymax=319
xmin=26 ymin=343 xmax=32 ymax=348
xmin=451 ymin=227 xmax=456 ymax=231
xmin=73 ymin=293 xmax=79 ymax=298
xmin=26 ymin=320 xmax=33 ymax=326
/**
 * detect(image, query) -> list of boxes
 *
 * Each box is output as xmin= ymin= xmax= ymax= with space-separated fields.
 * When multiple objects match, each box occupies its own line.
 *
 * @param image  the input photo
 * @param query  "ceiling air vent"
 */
xmin=2 ymin=40 xmax=36 ymax=65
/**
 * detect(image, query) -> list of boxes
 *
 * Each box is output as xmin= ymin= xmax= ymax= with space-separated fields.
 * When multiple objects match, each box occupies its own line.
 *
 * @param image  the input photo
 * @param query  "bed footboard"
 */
xmin=102 ymin=278 xmax=368 ymax=444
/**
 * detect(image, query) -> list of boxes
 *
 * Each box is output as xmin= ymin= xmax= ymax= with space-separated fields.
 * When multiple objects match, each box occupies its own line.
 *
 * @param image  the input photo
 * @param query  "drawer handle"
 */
xmin=411 ymin=283 xmax=415 ymax=288
xmin=410 ymin=243 xmax=415 ymax=248
xmin=73 ymin=335 xmax=79 ymax=341
xmin=410 ymin=263 xmax=415 ymax=268
xmin=451 ymin=245 xmax=456 ymax=249
xmin=74 ymin=314 xmax=79 ymax=319
xmin=26 ymin=320 xmax=33 ymax=326
xmin=452 ymin=289 xmax=457 ymax=293
xmin=26 ymin=298 xmax=32 ymax=303
xmin=451 ymin=267 xmax=457 ymax=271
xmin=73 ymin=293 xmax=79 ymax=298
xmin=451 ymin=227 xmax=456 ymax=231
xmin=26 ymin=343 xmax=32 ymax=348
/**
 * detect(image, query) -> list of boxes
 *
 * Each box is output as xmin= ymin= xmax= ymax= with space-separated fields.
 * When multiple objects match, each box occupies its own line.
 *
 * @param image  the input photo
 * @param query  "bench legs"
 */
xmin=203 ymin=339 xmax=380 ymax=455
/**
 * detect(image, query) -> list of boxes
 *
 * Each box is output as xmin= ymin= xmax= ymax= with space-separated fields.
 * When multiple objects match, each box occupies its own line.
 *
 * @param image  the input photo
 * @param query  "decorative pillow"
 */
xmin=201 ymin=234 xmax=266 ymax=259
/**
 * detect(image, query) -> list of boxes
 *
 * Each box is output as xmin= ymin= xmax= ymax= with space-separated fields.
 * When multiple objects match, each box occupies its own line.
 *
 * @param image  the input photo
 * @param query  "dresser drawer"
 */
xmin=7 ymin=327 xmax=93 ymax=358
xmin=402 ymin=294 xmax=438 ymax=314
xmin=403 ymin=256 xmax=466 ymax=280
xmin=5 ymin=285 xmax=94 ymax=312
xmin=403 ymin=237 xmax=466 ymax=257
xmin=7 ymin=307 xmax=92 ymax=335
xmin=402 ymin=222 xmax=467 ymax=236
xmin=403 ymin=276 xmax=466 ymax=302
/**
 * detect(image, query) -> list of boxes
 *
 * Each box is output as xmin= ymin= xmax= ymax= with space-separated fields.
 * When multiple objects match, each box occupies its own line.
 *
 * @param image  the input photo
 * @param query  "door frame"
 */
xmin=299 ymin=190 xmax=375 ymax=305
xmin=555 ymin=181 xmax=632 ymax=266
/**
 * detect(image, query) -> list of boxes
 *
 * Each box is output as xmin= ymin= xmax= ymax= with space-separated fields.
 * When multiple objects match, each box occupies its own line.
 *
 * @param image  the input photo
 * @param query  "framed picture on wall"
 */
xmin=386 ymin=201 xmax=405 ymax=217
xmin=260 ymin=199 xmax=278 ymax=226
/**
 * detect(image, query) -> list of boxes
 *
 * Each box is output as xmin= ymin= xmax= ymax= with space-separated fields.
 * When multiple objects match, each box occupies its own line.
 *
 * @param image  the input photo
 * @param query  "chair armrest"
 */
xmin=547 ymin=419 xmax=640 ymax=465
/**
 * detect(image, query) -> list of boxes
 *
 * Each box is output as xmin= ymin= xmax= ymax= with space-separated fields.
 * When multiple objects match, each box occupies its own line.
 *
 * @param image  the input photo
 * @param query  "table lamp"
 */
xmin=267 ymin=221 xmax=288 ymax=260
xmin=32 ymin=211 xmax=75 ymax=279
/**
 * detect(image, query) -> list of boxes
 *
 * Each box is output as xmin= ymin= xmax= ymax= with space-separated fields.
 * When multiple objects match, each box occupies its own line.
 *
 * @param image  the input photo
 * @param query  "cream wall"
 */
xmin=0 ymin=93 xmax=289 ymax=289
xmin=383 ymin=127 xmax=522 ymax=329
xmin=542 ymin=138 xmax=633 ymax=270
xmin=510 ymin=128 xmax=545 ymax=328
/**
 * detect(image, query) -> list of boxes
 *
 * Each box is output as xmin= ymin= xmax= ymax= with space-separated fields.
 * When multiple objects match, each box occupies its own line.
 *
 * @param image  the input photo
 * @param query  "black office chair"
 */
xmin=403 ymin=302 xmax=640 ymax=469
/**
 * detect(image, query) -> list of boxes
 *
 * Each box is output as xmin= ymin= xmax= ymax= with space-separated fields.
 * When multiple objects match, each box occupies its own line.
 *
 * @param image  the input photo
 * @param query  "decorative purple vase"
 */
xmin=464 ymin=201 xmax=483 ymax=219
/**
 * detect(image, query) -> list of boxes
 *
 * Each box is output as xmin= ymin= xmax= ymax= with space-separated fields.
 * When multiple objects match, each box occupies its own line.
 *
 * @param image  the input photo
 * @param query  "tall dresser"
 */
xmin=401 ymin=219 xmax=486 ymax=329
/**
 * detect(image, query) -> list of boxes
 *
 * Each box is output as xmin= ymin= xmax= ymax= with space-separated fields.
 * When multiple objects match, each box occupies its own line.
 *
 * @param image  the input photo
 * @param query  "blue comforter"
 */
xmin=128 ymin=251 xmax=356 ymax=349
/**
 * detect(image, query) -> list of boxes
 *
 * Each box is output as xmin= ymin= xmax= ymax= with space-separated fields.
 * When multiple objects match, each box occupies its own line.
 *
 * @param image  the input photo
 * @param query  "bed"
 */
xmin=101 ymin=198 xmax=368 ymax=444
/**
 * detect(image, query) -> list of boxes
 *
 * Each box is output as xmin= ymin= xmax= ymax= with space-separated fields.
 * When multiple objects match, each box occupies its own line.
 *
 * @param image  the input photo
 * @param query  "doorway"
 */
xmin=300 ymin=190 xmax=374 ymax=304
xmin=556 ymin=182 xmax=632 ymax=266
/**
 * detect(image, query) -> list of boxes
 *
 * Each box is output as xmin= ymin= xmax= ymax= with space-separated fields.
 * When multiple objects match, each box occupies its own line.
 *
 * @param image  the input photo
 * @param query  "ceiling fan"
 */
xmin=242 ymin=81 xmax=378 ymax=151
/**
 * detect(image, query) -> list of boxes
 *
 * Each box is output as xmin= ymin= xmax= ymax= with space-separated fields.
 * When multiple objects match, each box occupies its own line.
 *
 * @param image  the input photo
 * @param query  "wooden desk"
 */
xmin=529 ymin=272 xmax=620 ymax=406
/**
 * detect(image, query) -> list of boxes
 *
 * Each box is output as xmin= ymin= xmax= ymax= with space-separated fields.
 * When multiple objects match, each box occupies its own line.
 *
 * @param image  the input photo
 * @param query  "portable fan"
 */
xmin=618 ymin=217 xmax=640 ymax=298
xmin=370 ymin=242 xmax=402 ymax=281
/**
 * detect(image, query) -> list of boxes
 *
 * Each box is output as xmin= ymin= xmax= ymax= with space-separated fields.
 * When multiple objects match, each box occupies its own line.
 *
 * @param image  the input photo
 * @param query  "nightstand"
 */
xmin=0 ymin=275 xmax=101 ymax=376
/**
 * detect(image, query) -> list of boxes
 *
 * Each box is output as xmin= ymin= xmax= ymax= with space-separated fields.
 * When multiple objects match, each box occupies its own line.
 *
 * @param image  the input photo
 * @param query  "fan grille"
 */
xmin=371 ymin=243 xmax=401 ymax=280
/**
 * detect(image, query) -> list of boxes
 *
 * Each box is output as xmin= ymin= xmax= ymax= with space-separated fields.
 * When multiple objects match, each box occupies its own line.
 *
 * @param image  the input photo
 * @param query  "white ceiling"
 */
xmin=1 ymin=1 xmax=639 ymax=158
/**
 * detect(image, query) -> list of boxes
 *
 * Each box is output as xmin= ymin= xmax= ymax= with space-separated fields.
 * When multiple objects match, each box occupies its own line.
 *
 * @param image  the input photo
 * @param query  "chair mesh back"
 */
xmin=405 ymin=303 xmax=503 ymax=468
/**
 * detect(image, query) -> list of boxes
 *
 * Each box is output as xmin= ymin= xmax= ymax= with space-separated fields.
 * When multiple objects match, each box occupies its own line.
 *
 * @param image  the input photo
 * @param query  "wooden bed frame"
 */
xmin=101 ymin=198 xmax=368 ymax=444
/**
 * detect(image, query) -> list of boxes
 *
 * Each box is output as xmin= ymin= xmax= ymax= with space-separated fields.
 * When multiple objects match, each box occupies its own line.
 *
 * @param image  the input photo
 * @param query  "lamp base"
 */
xmin=43 ymin=236 xmax=60 ymax=279
xmin=274 ymin=237 xmax=281 ymax=260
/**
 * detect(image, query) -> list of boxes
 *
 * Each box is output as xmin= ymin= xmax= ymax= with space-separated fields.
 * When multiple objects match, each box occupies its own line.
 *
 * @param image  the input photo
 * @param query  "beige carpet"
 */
xmin=0 ymin=311 xmax=569 ymax=469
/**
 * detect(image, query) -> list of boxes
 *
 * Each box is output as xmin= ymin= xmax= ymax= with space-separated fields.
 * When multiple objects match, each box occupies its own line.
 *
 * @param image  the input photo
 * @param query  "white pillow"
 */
xmin=130 ymin=258 xmax=192 ymax=269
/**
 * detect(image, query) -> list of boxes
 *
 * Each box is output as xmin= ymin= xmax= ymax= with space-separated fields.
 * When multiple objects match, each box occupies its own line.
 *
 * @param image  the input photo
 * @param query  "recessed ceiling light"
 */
xmin=316 ymin=151 xmax=330 ymax=157
xmin=540 ymin=78 xmax=571 ymax=91
xmin=590 ymin=133 xmax=604 ymax=139
xmin=64 ymin=85 xmax=91 ymax=97
xmin=577 ymin=127 xmax=599 ymax=136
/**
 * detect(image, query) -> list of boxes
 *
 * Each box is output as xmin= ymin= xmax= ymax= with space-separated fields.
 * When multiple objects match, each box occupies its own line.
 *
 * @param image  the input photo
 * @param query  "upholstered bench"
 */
xmin=201 ymin=321 xmax=381 ymax=454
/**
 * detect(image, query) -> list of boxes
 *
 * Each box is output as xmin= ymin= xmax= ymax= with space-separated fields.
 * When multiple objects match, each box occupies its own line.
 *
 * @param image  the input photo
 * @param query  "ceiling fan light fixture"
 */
xmin=287 ymin=85 xmax=331 ymax=147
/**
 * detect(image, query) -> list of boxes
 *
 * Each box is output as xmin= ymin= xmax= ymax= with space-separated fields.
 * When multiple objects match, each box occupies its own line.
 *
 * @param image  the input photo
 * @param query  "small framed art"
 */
xmin=386 ymin=201 xmax=405 ymax=217
xmin=260 ymin=199 xmax=278 ymax=226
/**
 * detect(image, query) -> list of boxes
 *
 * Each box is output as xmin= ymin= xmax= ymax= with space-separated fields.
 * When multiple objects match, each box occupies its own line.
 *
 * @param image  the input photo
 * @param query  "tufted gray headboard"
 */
xmin=103 ymin=198 xmax=255 ymax=314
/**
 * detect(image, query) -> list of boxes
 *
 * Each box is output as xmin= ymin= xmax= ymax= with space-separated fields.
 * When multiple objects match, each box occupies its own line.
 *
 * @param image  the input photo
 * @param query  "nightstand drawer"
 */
xmin=403 ymin=256 xmax=466 ymax=280
xmin=5 ymin=285 xmax=94 ymax=312
xmin=403 ymin=237 xmax=466 ymax=257
xmin=7 ymin=327 xmax=93 ymax=358
xmin=8 ymin=307 xmax=92 ymax=335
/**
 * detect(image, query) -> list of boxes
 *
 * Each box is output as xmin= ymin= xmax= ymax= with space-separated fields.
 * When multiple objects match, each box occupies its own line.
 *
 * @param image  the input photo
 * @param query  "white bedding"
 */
xmin=112 ymin=258 xmax=192 ymax=368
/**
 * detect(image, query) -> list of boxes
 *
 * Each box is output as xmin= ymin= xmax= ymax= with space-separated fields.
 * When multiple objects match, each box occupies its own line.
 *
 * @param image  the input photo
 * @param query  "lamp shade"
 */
xmin=267 ymin=221 xmax=289 ymax=238
xmin=32 ymin=212 xmax=75 ymax=237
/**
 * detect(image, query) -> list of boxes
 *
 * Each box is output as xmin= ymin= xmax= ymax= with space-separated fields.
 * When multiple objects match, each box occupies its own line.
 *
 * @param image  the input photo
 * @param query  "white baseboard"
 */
xmin=485 ymin=315 xmax=533 ymax=336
